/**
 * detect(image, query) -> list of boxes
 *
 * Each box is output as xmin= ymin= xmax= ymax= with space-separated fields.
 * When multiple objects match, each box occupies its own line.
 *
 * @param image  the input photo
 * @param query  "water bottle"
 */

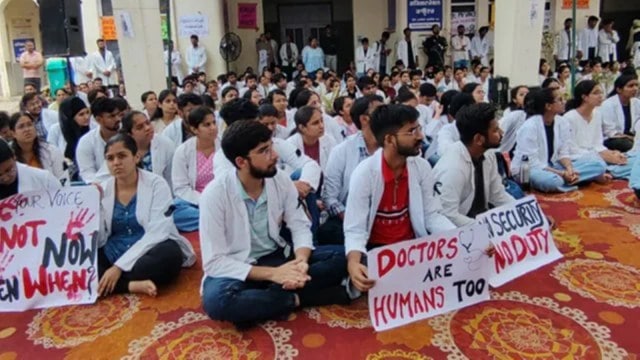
xmin=520 ymin=155 xmax=530 ymax=191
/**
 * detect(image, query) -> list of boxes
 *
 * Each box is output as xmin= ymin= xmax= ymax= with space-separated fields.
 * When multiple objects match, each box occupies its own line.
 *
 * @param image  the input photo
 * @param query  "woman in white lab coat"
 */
xmin=0 ymin=139 xmax=60 ymax=199
xmin=171 ymin=106 xmax=219 ymax=232
xmin=97 ymin=133 xmax=195 ymax=297
xmin=287 ymin=106 xmax=336 ymax=171
xmin=9 ymin=112 xmax=66 ymax=182
xmin=600 ymin=74 xmax=640 ymax=153
xmin=151 ymin=89 xmax=180 ymax=134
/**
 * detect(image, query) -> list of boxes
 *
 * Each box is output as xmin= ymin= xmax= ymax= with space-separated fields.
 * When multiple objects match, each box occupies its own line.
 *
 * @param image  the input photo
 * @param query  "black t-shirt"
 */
xmin=407 ymin=41 xmax=416 ymax=69
xmin=544 ymin=123 xmax=554 ymax=164
xmin=0 ymin=175 xmax=18 ymax=200
xmin=622 ymin=104 xmax=632 ymax=135
xmin=467 ymin=156 xmax=487 ymax=219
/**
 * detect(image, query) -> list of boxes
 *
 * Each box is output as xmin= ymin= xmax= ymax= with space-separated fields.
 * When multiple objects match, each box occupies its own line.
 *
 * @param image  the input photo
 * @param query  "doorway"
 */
xmin=279 ymin=4 xmax=331 ymax=52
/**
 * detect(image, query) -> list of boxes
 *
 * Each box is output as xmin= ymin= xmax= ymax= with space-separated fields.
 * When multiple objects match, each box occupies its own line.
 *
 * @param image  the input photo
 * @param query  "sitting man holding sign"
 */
xmin=200 ymin=120 xmax=350 ymax=329
xmin=344 ymin=104 xmax=456 ymax=293
xmin=432 ymin=103 xmax=515 ymax=227
xmin=0 ymin=139 xmax=60 ymax=200
xmin=97 ymin=134 xmax=196 ymax=297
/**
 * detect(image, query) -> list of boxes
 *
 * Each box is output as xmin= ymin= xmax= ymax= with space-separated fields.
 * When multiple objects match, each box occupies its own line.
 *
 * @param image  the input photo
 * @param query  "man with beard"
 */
xmin=343 ymin=104 xmax=455 ymax=294
xmin=432 ymin=103 xmax=514 ymax=227
xmin=424 ymin=24 xmax=448 ymax=68
xmin=76 ymin=97 xmax=122 ymax=183
xmin=200 ymin=120 xmax=350 ymax=329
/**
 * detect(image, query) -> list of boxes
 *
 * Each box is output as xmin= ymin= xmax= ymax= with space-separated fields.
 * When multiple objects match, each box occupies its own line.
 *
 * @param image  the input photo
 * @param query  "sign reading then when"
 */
xmin=367 ymin=224 xmax=491 ymax=331
xmin=407 ymin=0 xmax=443 ymax=31
xmin=101 ymin=16 xmax=117 ymax=41
xmin=0 ymin=187 xmax=100 ymax=312
xmin=476 ymin=196 xmax=562 ymax=287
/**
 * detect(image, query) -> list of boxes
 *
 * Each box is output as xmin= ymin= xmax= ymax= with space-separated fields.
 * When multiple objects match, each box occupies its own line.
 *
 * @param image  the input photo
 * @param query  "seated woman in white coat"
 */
xmin=162 ymin=93 xmax=204 ymax=148
xmin=120 ymin=111 xmax=175 ymax=186
xmin=287 ymin=106 xmax=336 ymax=171
xmin=291 ymin=89 xmax=345 ymax=143
xmin=511 ymin=88 xmax=607 ymax=193
xmin=97 ymin=134 xmax=196 ymax=297
xmin=563 ymin=80 xmax=634 ymax=180
xmin=9 ymin=112 xmax=66 ymax=183
xmin=151 ymin=89 xmax=180 ymax=134
xmin=600 ymin=73 xmax=640 ymax=153
xmin=171 ymin=106 xmax=219 ymax=232
xmin=55 ymin=97 xmax=92 ymax=182
xmin=436 ymin=92 xmax=475 ymax=157
xmin=0 ymin=139 xmax=60 ymax=199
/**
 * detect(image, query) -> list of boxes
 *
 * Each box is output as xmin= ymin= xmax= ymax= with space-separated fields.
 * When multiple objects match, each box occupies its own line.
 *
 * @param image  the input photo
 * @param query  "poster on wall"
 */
xmin=562 ymin=0 xmax=589 ymax=9
xmin=238 ymin=3 xmax=257 ymax=29
xmin=101 ymin=16 xmax=117 ymax=41
xmin=407 ymin=0 xmax=443 ymax=31
xmin=160 ymin=14 xmax=169 ymax=41
xmin=10 ymin=18 xmax=34 ymax=38
xmin=179 ymin=14 xmax=209 ymax=37
xmin=12 ymin=38 xmax=35 ymax=62
xmin=0 ymin=187 xmax=100 ymax=312
xmin=451 ymin=10 xmax=476 ymax=35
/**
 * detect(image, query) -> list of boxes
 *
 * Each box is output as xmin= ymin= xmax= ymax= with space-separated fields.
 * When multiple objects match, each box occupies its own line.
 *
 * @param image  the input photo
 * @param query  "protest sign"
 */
xmin=367 ymin=224 xmax=491 ymax=331
xmin=476 ymin=196 xmax=562 ymax=287
xmin=0 ymin=187 xmax=100 ymax=312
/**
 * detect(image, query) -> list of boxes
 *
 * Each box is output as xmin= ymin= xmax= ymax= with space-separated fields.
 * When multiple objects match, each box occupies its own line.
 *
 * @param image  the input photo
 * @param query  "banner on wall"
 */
xmin=407 ymin=0 xmax=443 ymax=31
xmin=562 ymin=0 xmax=589 ymax=9
xmin=476 ymin=196 xmax=562 ymax=287
xmin=179 ymin=14 xmax=209 ymax=37
xmin=101 ymin=16 xmax=117 ymax=41
xmin=367 ymin=224 xmax=492 ymax=331
xmin=238 ymin=3 xmax=257 ymax=29
xmin=0 ymin=187 xmax=100 ymax=312
xmin=12 ymin=38 xmax=35 ymax=62
xmin=451 ymin=10 xmax=476 ymax=35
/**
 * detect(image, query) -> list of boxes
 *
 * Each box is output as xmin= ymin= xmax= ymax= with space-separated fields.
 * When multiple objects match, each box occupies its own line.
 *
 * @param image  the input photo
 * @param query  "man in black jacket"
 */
xmin=423 ymin=24 xmax=448 ymax=67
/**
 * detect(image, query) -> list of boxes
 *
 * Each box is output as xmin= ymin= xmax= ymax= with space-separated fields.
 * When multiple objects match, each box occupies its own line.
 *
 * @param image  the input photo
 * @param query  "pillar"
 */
xmin=111 ymin=0 xmax=165 ymax=103
xmin=494 ymin=0 xmax=546 ymax=87
xmin=81 ymin=0 xmax=101 ymax=55
xmin=0 ymin=1 xmax=10 ymax=98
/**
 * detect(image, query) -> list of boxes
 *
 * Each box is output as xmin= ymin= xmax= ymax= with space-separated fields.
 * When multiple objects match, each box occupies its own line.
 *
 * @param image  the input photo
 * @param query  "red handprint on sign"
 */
xmin=65 ymin=208 xmax=96 ymax=241
xmin=0 ymin=194 xmax=24 ymax=221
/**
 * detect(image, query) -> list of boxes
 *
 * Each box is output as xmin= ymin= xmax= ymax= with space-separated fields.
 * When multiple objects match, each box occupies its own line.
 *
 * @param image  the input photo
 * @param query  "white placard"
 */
xmin=179 ymin=14 xmax=209 ymax=38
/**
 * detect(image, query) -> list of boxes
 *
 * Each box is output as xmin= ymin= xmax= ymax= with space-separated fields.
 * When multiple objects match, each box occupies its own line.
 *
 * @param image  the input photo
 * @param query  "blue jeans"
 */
xmin=607 ymin=153 xmax=637 ymax=180
xmin=173 ymin=198 xmax=199 ymax=232
xmin=530 ymin=156 xmax=607 ymax=193
xmin=454 ymin=59 xmax=469 ymax=69
xmin=201 ymin=245 xmax=348 ymax=326
xmin=630 ymin=153 xmax=640 ymax=196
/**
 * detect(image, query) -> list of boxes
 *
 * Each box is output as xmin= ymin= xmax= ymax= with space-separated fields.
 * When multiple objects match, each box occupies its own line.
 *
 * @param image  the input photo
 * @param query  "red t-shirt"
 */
xmin=369 ymin=157 xmax=415 ymax=246
xmin=303 ymin=141 xmax=321 ymax=164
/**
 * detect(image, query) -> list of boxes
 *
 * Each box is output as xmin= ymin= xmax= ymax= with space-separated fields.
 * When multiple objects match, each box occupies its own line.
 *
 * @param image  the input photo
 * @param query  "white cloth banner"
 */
xmin=367 ymin=223 xmax=491 ymax=331
xmin=0 ymin=187 xmax=100 ymax=312
xmin=476 ymin=195 xmax=562 ymax=287
xmin=179 ymin=15 xmax=209 ymax=38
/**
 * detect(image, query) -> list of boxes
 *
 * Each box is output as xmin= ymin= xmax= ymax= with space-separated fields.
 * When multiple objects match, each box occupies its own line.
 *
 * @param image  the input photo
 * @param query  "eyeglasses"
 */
xmin=396 ymin=125 xmax=423 ymax=137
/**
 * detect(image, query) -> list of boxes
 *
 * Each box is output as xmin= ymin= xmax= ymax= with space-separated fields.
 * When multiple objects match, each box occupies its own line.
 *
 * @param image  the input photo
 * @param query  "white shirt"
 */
xmin=601 ymin=95 xmax=640 ymax=139
xmin=432 ymin=141 xmax=514 ymax=227
xmin=511 ymin=115 xmax=566 ymax=176
xmin=451 ymin=35 xmax=471 ymax=62
xmin=437 ymin=121 xmax=460 ymax=157
xmin=579 ymin=27 xmax=599 ymax=53
xmin=498 ymin=110 xmax=527 ymax=153
xmin=560 ymin=109 xmax=607 ymax=160
xmin=186 ymin=45 xmax=207 ymax=74
xmin=75 ymin=128 xmax=107 ymax=183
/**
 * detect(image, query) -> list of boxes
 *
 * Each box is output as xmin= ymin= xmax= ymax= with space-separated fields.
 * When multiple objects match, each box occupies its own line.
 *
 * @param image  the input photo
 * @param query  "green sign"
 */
xmin=161 ymin=14 xmax=169 ymax=40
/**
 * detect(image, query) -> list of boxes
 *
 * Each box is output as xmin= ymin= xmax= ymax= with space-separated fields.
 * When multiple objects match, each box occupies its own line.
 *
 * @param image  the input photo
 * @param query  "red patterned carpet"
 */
xmin=1 ymin=181 xmax=639 ymax=359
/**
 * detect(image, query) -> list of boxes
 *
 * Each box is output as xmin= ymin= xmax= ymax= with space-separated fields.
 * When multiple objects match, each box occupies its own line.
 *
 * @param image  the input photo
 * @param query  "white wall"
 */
xmin=81 ymin=0 xmax=102 ymax=55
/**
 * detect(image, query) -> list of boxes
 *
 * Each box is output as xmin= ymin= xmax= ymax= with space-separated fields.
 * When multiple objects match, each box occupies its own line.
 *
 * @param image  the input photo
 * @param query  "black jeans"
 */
xmin=604 ymin=137 xmax=634 ymax=153
xmin=316 ymin=216 xmax=345 ymax=245
xmin=98 ymin=239 xmax=183 ymax=294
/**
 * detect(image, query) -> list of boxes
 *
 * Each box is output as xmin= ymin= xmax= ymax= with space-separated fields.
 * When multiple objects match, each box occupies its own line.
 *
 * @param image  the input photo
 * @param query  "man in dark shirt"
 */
xmin=320 ymin=25 xmax=338 ymax=72
xmin=424 ymin=24 xmax=448 ymax=67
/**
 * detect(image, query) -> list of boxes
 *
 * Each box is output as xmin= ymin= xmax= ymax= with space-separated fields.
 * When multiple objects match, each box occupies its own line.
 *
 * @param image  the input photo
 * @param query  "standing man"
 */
xmin=451 ymin=25 xmax=471 ymax=69
xmin=164 ymin=40 xmax=185 ymax=85
xmin=18 ymin=40 xmax=44 ymax=92
xmin=423 ymin=25 xmax=448 ymax=68
xmin=397 ymin=27 xmax=419 ymax=70
xmin=375 ymin=32 xmax=392 ymax=75
xmin=355 ymin=38 xmax=377 ymax=77
xmin=321 ymin=25 xmax=339 ymax=72
xmin=70 ymin=55 xmax=93 ymax=86
xmin=579 ymin=16 xmax=600 ymax=60
xmin=186 ymin=34 xmax=207 ymax=75
xmin=555 ymin=18 xmax=582 ymax=64
xmin=470 ymin=26 xmax=490 ymax=66
xmin=598 ymin=19 xmax=620 ymax=62
xmin=256 ymin=34 xmax=273 ymax=73
xmin=89 ymin=39 xmax=118 ymax=93
xmin=265 ymin=32 xmax=279 ymax=67
xmin=279 ymin=34 xmax=299 ymax=80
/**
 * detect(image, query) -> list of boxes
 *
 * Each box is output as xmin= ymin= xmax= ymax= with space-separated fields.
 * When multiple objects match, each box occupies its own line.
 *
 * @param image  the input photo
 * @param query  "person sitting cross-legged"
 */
xmin=200 ymin=120 xmax=350 ymax=329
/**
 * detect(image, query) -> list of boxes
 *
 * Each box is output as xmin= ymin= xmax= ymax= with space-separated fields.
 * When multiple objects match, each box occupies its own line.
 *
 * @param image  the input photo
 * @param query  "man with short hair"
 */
xmin=432 ymin=103 xmax=514 ymax=226
xmin=320 ymin=25 xmax=338 ymax=72
xmin=162 ymin=93 xmax=204 ymax=147
xmin=355 ymin=38 xmax=377 ymax=77
xmin=200 ymin=120 xmax=349 ymax=329
xmin=356 ymin=76 xmax=378 ymax=97
xmin=18 ymin=40 xmax=43 ymax=91
xmin=187 ymin=34 xmax=207 ymax=74
xmin=555 ymin=18 xmax=582 ymax=64
xmin=579 ymin=16 xmax=600 ymax=60
xmin=344 ymin=104 xmax=455 ymax=293
xmin=424 ymin=25 xmax=448 ymax=68
xmin=397 ymin=27 xmax=419 ymax=70
xmin=88 ymin=39 xmax=118 ymax=89
xmin=451 ymin=25 xmax=471 ymax=69
xmin=469 ymin=26 xmax=491 ymax=66
xmin=20 ymin=93 xmax=57 ymax=140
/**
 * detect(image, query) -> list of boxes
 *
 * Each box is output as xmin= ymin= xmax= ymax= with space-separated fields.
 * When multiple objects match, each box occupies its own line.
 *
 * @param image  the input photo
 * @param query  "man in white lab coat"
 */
xmin=396 ymin=27 xmax=419 ymax=70
xmin=555 ymin=18 xmax=582 ymax=64
xmin=598 ymin=19 xmax=620 ymax=62
xmin=88 ymin=39 xmax=117 ymax=87
xmin=355 ymin=38 xmax=378 ymax=77
xmin=579 ymin=16 xmax=600 ymax=60
xmin=469 ymin=26 xmax=490 ymax=66
xmin=186 ymin=34 xmax=207 ymax=75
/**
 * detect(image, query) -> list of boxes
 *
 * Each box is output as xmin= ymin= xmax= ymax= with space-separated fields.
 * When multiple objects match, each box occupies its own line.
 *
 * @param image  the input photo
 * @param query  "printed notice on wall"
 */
xmin=0 ymin=187 xmax=100 ymax=312
xmin=179 ymin=14 xmax=209 ymax=38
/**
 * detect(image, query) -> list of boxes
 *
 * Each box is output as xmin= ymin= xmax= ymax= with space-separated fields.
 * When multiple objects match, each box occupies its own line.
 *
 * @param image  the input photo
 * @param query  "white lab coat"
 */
xmin=285 ymin=109 xmax=345 ymax=145
xmin=597 ymin=29 xmax=620 ymax=61
xmin=41 ymin=109 xmax=59 ymax=135
xmin=343 ymin=149 xmax=456 ymax=255
xmin=601 ymin=95 xmax=640 ymax=139
xmin=98 ymin=170 xmax=196 ymax=272
xmin=88 ymin=50 xmax=117 ymax=86
xmin=36 ymin=142 xmax=66 ymax=182
xmin=396 ymin=39 xmax=418 ymax=68
xmin=162 ymin=118 xmax=186 ymax=148
xmin=279 ymin=42 xmax=299 ymax=67
xmin=432 ymin=141 xmax=515 ymax=227
xmin=511 ymin=115 xmax=565 ymax=176
xmin=451 ymin=35 xmax=471 ymax=62
xmin=16 ymin=163 xmax=61 ymax=193
xmin=46 ymin=123 xmax=66 ymax=151
xmin=76 ymin=128 xmax=106 ymax=183
xmin=269 ymin=39 xmax=279 ymax=65
xmin=436 ymin=121 xmax=460 ymax=157
xmin=70 ymin=56 xmax=92 ymax=85
xmin=355 ymin=44 xmax=378 ymax=74
xmin=498 ymin=110 xmax=527 ymax=153
xmin=199 ymin=169 xmax=312 ymax=281
xmin=469 ymin=35 xmax=490 ymax=66
xmin=579 ymin=27 xmax=599 ymax=56
xmin=555 ymin=29 xmax=580 ymax=61
xmin=171 ymin=136 xmax=219 ymax=206
xmin=186 ymin=45 xmax=207 ymax=74
xmin=286 ymin=133 xmax=336 ymax=171
xmin=164 ymin=50 xmax=185 ymax=84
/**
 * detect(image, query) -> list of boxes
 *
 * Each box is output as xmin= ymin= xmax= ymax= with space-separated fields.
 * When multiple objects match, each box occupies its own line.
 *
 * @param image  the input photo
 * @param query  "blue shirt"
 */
xmin=103 ymin=195 xmax=145 ymax=264
xmin=303 ymin=47 xmax=325 ymax=72
xmin=237 ymin=177 xmax=278 ymax=260
xmin=141 ymin=151 xmax=152 ymax=172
